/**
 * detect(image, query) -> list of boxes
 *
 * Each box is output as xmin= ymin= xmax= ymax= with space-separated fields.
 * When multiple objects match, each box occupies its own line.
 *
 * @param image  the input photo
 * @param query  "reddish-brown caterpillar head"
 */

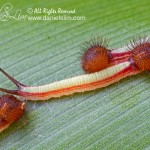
xmin=0 ymin=94 xmax=25 ymax=132
xmin=81 ymin=37 xmax=111 ymax=73
xmin=128 ymin=37 xmax=150 ymax=71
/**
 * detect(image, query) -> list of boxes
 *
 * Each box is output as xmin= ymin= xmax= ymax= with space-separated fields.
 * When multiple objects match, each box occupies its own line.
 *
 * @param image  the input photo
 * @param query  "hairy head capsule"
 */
xmin=128 ymin=37 xmax=150 ymax=71
xmin=81 ymin=37 xmax=111 ymax=73
xmin=0 ymin=94 xmax=25 ymax=132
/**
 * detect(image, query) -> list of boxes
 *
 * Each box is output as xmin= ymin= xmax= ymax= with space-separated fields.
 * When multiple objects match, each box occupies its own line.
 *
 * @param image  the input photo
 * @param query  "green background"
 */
xmin=0 ymin=0 xmax=150 ymax=149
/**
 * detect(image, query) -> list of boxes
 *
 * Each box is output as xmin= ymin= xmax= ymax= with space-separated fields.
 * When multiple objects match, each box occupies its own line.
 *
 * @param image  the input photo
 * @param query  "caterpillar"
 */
xmin=0 ymin=37 xmax=149 ymax=100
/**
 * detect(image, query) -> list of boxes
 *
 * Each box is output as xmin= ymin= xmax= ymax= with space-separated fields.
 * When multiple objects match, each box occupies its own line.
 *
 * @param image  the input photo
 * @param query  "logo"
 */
xmin=0 ymin=3 xmax=27 ymax=21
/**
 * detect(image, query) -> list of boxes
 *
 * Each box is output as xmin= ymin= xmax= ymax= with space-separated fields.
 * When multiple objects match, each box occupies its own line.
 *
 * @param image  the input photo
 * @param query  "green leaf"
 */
xmin=0 ymin=0 xmax=150 ymax=149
